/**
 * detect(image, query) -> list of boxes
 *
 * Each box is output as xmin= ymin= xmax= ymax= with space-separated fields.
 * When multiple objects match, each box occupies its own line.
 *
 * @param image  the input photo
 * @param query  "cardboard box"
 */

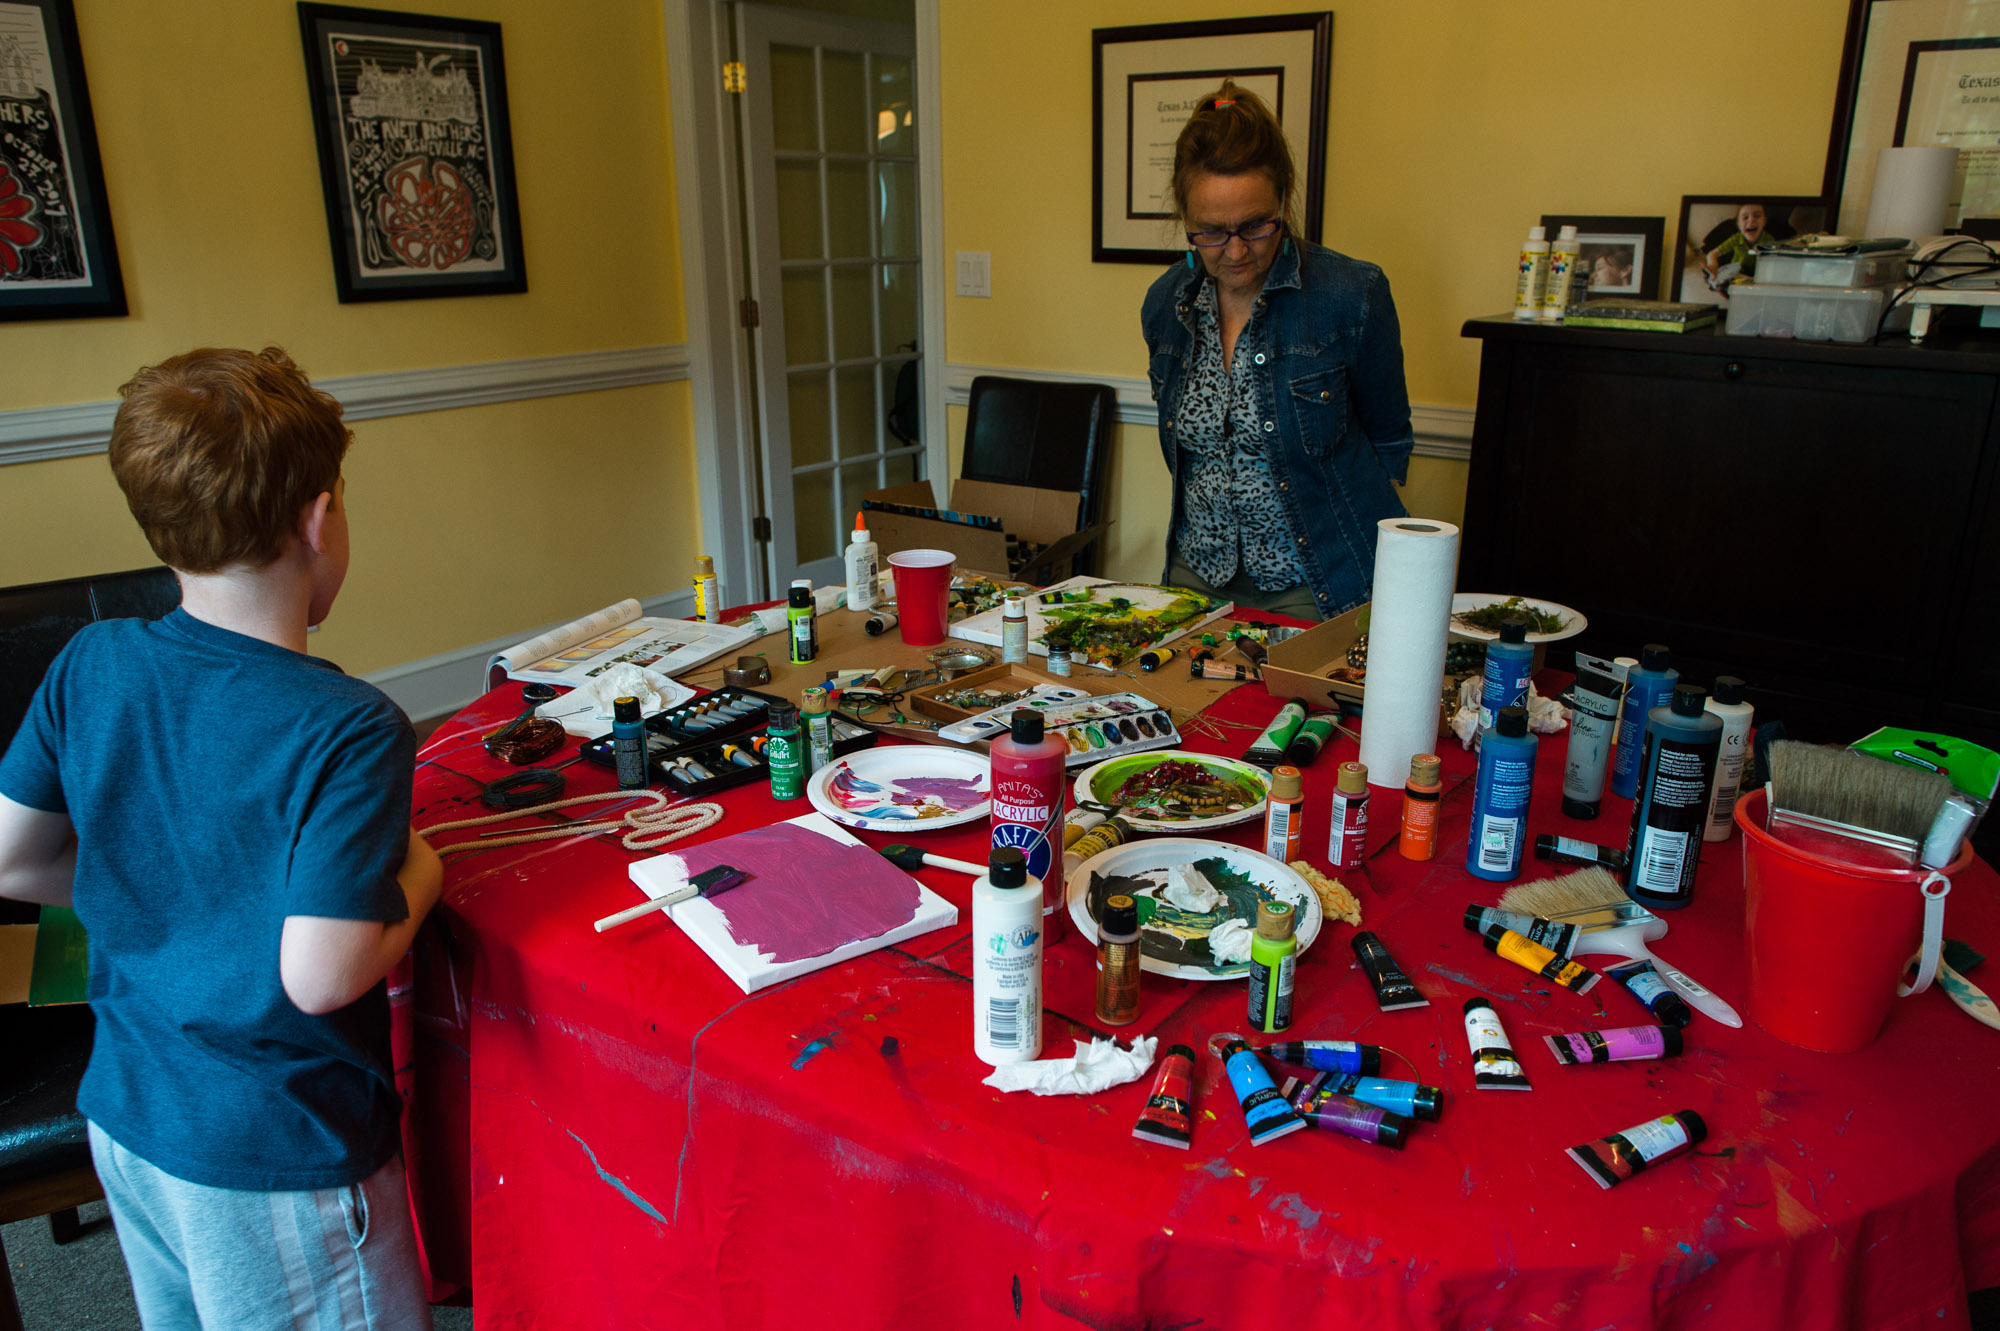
xmin=1261 ymin=605 xmax=1480 ymax=735
xmin=862 ymin=480 xmax=1101 ymax=580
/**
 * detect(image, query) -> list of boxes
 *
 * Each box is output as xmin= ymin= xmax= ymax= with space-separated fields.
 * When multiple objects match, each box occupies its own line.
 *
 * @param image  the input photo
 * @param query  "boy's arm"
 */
xmin=0 ymin=792 xmax=77 ymax=906
xmin=279 ymin=827 xmax=444 ymax=1016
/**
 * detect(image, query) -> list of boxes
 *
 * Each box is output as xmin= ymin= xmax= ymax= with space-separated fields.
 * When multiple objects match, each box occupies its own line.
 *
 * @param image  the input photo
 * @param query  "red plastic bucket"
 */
xmin=1737 ymin=786 xmax=1972 ymax=1052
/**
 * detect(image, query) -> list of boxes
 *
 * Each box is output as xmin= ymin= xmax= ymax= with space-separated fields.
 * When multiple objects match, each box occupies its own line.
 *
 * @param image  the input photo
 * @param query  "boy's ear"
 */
xmin=297 ymin=490 xmax=336 ymax=554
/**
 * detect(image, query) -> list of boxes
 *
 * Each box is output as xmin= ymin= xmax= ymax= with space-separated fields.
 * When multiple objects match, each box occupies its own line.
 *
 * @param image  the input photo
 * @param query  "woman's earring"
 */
xmin=1281 ymin=237 xmax=1292 ymax=256
xmin=1186 ymin=250 xmax=1196 ymax=271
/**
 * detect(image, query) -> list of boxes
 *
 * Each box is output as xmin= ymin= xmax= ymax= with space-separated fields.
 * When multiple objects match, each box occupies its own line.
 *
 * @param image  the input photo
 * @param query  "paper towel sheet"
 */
xmin=1357 ymin=519 xmax=1460 ymax=790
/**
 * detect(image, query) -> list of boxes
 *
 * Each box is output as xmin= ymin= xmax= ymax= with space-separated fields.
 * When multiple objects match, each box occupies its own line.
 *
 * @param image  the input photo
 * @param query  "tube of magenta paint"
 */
xmin=1132 ymin=1042 xmax=1196 ymax=1149
xmin=1252 ymin=1040 xmax=1383 ymax=1076
xmin=1351 ymin=931 xmax=1429 ymax=1011
xmin=1292 ymin=1091 xmax=1412 ymax=1149
xmin=1567 ymin=1110 xmax=1708 ymax=1189
xmin=1543 ymin=1025 xmax=1683 ymax=1066
xmin=1212 ymin=1034 xmax=1307 ymax=1145
xmin=1462 ymin=904 xmax=1579 ymax=958
xmin=1464 ymin=997 xmax=1531 ymax=1090
xmin=1289 ymin=1072 xmax=1443 ymax=1122
xmin=1479 ymin=925 xmax=1602 ymax=994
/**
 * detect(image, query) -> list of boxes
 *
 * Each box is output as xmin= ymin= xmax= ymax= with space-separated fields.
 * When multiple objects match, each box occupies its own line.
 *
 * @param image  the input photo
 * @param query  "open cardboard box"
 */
xmin=862 ymin=480 xmax=1106 ymax=583
xmin=1261 ymin=604 xmax=1485 ymax=735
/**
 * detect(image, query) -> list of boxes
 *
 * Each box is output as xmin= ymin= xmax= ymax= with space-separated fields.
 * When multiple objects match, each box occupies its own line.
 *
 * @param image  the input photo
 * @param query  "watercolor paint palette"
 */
xmin=1071 ymin=750 xmax=1268 ymax=831
xmin=1063 ymin=839 xmax=1324 ymax=980
xmin=936 ymin=691 xmax=1182 ymax=767
xmin=806 ymin=745 xmax=992 ymax=832
xmin=627 ymin=813 xmax=958 ymax=993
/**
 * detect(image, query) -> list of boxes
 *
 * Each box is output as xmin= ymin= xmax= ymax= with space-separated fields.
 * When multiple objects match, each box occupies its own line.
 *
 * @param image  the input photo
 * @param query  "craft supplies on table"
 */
xmin=806 ymin=744 xmax=991 ymax=832
xmin=577 ymin=687 xmax=875 ymax=796
xmin=948 ymin=575 xmax=1234 ymax=668
xmin=937 ymin=689 xmax=1182 ymax=766
xmin=1064 ymin=838 xmax=1322 ymax=980
xmin=1070 ymin=750 xmax=1268 ymax=831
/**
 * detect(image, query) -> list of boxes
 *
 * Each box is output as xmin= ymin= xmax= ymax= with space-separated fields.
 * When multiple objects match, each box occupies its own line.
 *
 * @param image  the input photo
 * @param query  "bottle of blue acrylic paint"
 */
xmin=1477 ymin=615 xmax=1535 ymax=745
xmin=1467 ymin=706 xmax=1536 ymax=882
xmin=1611 ymin=645 xmax=1678 ymax=799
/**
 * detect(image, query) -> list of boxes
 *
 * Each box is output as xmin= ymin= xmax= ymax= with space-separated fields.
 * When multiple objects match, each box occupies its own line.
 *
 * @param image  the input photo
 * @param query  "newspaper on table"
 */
xmin=485 ymin=598 xmax=759 ymax=691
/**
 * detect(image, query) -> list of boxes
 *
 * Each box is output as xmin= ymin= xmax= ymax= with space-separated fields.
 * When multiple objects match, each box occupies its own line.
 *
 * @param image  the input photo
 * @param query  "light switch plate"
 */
xmin=955 ymin=251 xmax=990 ymax=298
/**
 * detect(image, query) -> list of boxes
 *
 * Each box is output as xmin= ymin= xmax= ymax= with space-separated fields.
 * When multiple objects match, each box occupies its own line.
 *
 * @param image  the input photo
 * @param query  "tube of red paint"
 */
xmin=1132 ymin=1042 xmax=1196 ymax=1149
xmin=1566 ymin=1110 xmax=1708 ymax=1188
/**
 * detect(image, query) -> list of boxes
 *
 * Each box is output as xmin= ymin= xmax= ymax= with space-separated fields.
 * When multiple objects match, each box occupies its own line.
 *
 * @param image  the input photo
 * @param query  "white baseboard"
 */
xmin=941 ymin=361 xmax=1473 ymax=462
xmin=365 ymin=588 xmax=700 ymax=722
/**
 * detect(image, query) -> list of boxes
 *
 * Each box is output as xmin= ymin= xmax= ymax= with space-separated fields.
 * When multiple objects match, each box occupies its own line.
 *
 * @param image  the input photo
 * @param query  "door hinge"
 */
xmin=739 ymin=298 xmax=760 ymax=329
xmin=752 ymin=515 xmax=773 ymax=543
xmin=723 ymin=60 xmax=746 ymax=93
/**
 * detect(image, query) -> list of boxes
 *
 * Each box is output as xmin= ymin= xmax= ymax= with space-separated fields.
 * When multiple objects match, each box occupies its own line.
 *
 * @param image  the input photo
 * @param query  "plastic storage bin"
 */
xmin=1724 ymin=284 xmax=1889 ymax=343
xmin=1753 ymin=248 xmax=1910 ymax=288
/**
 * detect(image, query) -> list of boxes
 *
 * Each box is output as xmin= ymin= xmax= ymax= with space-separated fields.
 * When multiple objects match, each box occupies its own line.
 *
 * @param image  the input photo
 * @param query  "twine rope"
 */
xmin=427 ymin=790 xmax=725 ymax=857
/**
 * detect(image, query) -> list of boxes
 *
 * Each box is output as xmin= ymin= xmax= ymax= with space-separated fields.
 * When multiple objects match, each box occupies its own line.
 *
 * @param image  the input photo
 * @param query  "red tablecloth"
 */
xmin=404 ymin=663 xmax=2000 ymax=1330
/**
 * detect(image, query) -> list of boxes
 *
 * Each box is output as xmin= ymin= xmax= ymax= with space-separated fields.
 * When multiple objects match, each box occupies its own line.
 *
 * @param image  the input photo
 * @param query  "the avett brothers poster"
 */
xmin=324 ymin=29 xmax=506 ymax=278
xmin=0 ymin=2 xmax=91 ymax=289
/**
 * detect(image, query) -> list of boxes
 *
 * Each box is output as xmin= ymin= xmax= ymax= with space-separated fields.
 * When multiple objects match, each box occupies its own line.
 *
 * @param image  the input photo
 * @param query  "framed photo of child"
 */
xmin=1538 ymin=215 xmax=1665 ymax=300
xmin=1672 ymin=195 xmax=1830 ymax=305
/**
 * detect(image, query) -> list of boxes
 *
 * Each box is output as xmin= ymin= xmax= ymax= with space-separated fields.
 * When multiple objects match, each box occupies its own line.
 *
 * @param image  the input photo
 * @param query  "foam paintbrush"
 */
xmin=594 ymin=863 xmax=748 ymax=933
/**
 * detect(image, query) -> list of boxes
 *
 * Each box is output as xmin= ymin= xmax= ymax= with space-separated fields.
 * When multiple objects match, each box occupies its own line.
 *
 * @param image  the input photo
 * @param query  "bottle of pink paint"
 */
xmin=989 ymin=709 xmax=1069 ymax=945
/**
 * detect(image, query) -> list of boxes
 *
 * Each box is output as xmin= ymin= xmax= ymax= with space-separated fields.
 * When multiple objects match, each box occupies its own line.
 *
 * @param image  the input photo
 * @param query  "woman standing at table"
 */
xmin=1140 ymin=82 xmax=1415 ymax=620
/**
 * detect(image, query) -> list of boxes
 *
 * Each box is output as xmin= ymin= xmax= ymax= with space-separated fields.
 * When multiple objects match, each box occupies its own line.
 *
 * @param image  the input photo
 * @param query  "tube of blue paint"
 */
xmin=1213 ymin=1034 xmax=1307 ymax=1145
xmin=1611 ymin=644 xmax=1678 ymax=799
xmin=1286 ymin=1070 xmax=1443 ymax=1122
xmin=1605 ymin=959 xmax=1693 ymax=1028
xmin=1292 ymin=1091 xmax=1411 ymax=1149
xmin=1251 ymin=1040 xmax=1383 ymax=1076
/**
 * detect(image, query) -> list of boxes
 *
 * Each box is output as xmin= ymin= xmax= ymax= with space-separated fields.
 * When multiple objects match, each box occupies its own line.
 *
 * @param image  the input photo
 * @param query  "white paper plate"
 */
xmin=1064 ymin=839 xmax=1323 ymax=980
xmin=1449 ymin=594 xmax=1587 ymax=644
xmin=807 ymin=746 xmax=991 ymax=832
xmin=1070 ymin=750 xmax=1268 ymax=833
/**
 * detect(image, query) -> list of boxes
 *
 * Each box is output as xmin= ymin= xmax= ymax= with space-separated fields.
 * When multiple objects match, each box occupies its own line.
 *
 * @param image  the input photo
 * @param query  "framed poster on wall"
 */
xmin=0 ymin=0 xmax=126 ymax=321
xmin=297 ymin=3 xmax=527 ymax=302
xmin=1092 ymin=12 xmax=1331 ymax=266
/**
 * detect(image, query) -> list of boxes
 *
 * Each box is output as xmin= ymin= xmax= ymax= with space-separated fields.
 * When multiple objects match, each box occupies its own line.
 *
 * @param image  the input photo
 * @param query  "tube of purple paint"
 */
xmin=1542 ymin=1025 xmax=1683 ymax=1065
xmin=1292 ymin=1091 xmax=1412 ymax=1149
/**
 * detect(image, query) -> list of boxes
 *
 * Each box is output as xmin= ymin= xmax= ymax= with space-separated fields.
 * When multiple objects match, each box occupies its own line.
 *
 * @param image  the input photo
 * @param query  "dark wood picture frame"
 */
xmin=1092 ymin=13 xmax=1332 ymax=266
xmin=1538 ymin=214 xmax=1666 ymax=301
xmin=1671 ymin=195 xmax=1831 ymax=306
xmin=0 ymin=0 xmax=126 ymax=322
xmin=297 ymin=3 xmax=527 ymax=302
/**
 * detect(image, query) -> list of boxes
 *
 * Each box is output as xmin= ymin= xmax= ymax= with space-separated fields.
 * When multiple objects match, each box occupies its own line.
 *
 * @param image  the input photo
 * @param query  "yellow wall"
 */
xmin=0 ymin=1 xmax=688 ymax=676
xmin=937 ymin=1 xmax=1849 ymax=583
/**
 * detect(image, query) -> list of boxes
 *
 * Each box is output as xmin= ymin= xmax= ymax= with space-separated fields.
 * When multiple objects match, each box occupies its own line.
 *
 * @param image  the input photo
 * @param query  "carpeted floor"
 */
xmin=4 ymin=1201 xmax=471 ymax=1330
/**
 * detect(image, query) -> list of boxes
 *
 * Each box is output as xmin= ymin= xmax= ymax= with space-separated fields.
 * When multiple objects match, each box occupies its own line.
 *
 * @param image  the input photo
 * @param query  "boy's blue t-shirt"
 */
xmin=0 ymin=609 xmax=415 ymax=1191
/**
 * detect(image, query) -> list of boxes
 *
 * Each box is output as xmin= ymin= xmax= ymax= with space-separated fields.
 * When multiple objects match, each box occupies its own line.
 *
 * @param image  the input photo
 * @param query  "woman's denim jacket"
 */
xmin=1140 ymin=239 xmax=1415 ymax=617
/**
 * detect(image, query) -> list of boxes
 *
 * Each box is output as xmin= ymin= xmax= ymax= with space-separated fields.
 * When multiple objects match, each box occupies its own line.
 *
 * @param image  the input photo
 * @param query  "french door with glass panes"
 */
xmin=737 ymin=5 xmax=923 ymax=593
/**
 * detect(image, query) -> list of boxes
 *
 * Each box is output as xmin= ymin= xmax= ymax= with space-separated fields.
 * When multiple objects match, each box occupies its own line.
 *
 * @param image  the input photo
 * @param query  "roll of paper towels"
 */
xmin=1357 ymin=518 xmax=1460 ymax=791
xmin=1865 ymin=145 xmax=1958 ymax=239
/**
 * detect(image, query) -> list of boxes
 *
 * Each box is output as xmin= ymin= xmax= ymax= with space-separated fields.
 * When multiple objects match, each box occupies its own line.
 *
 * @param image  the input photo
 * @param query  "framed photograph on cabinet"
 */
xmin=1538 ymin=215 xmax=1665 ymax=300
xmin=297 ymin=3 xmax=527 ymax=302
xmin=1092 ymin=12 xmax=1331 ymax=266
xmin=1672 ymin=195 xmax=1830 ymax=306
xmin=0 ymin=0 xmax=127 ymax=321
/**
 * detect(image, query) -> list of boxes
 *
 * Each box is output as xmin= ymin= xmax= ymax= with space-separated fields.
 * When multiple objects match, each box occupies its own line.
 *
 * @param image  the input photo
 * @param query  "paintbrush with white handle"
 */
xmin=595 ymin=864 xmax=747 ymax=932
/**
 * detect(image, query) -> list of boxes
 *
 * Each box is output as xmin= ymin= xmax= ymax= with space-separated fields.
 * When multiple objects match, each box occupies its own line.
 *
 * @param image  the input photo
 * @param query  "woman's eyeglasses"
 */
xmin=1185 ymin=218 xmax=1282 ymax=248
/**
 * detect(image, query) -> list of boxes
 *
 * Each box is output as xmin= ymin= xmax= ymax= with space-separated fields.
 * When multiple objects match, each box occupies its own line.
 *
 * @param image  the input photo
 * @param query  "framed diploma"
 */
xmin=1825 ymin=0 xmax=2000 ymax=231
xmin=1092 ymin=13 xmax=1331 ymax=266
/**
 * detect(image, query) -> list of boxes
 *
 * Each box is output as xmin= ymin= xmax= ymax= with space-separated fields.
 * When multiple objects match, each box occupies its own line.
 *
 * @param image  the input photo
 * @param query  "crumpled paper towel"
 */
xmin=537 ymin=663 xmax=694 ymax=737
xmin=982 ymin=1036 xmax=1158 ymax=1096
xmin=1450 ymin=677 xmax=1567 ymax=750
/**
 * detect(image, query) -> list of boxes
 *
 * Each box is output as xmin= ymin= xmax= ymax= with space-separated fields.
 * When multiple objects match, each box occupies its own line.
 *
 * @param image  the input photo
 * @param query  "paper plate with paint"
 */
xmin=1065 ymin=839 xmax=1323 ymax=980
xmin=1449 ymin=594 xmax=1587 ymax=644
xmin=1071 ymin=750 xmax=1268 ymax=832
xmin=808 ymin=746 xmax=991 ymax=832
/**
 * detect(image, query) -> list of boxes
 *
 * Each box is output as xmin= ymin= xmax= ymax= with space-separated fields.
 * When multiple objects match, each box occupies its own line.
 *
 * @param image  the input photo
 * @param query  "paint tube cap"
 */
xmin=1497 ymin=615 xmax=1529 ymax=644
xmin=1408 ymin=1085 xmax=1444 ymax=1121
xmin=1673 ymin=1109 xmax=1707 ymax=1145
xmin=1462 ymin=904 xmax=1491 ymax=934
xmin=1003 ymin=593 xmax=1025 ymax=620
xmin=1712 ymin=675 xmax=1746 ymax=705
xmin=1462 ymin=995 xmax=1496 ymax=1016
xmin=1670 ymin=684 xmax=1708 ymax=717
xmin=1102 ymin=893 xmax=1138 ymax=936
xmin=788 ymin=584 xmax=811 ymax=608
xmin=1640 ymin=643 xmax=1671 ymax=671
xmin=613 ymin=696 xmax=641 ymax=723
xmin=1337 ymin=762 xmax=1368 ymax=796
xmin=1408 ymin=753 xmax=1441 ymax=785
xmin=1497 ymin=706 xmax=1528 ymax=738
xmin=1255 ymin=899 xmax=1296 ymax=940
xmin=1010 ymin=709 xmax=1044 ymax=744
xmin=1658 ymin=1027 xmax=1685 ymax=1057
xmin=987 ymin=846 xmax=1027 ymax=888
xmin=1270 ymin=766 xmax=1302 ymax=801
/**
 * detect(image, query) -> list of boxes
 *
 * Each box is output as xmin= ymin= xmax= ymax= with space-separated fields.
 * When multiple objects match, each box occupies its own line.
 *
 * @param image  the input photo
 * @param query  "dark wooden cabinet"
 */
xmin=1460 ymin=317 xmax=2000 ymax=780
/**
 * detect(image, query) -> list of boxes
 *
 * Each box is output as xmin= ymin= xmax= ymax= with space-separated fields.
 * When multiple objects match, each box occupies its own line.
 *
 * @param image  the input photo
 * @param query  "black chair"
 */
xmin=959 ymin=375 xmax=1118 ymax=578
xmin=0 ymin=565 xmax=179 ymax=1331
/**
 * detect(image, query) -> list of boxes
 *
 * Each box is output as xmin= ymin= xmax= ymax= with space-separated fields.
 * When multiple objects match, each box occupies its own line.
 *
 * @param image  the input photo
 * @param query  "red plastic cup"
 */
xmin=888 ymin=549 xmax=955 ymax=646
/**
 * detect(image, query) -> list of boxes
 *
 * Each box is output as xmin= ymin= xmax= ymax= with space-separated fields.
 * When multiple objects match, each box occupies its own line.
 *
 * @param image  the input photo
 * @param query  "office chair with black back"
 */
xmin=959 ymin=376 xmax=1118 ymax=579
xmin=0 ymin=565 xmax=180 ymax=1331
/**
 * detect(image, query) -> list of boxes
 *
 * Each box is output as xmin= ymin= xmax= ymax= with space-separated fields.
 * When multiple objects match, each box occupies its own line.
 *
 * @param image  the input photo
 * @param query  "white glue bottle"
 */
xmin=1541 ymin=225 xmax=1581 ymax=322
xmin=1702 ymin=676 xmax=1754 ymax=842
xmin=843 ymin=512 xmax=879 ymax=613
xmin=972 ymin=846 xmax=1043 ymax=1065
xmin=1514 ymin=225 xmax=1550 ymax=320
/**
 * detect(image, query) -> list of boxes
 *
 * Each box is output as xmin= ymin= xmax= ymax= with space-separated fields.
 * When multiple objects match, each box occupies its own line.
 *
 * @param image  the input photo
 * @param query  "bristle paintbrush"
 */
xmin=1766 ymin=741 xmax=1953 ymax=868
xmin=1497 ymin=868 xmax=1740 ymax=1026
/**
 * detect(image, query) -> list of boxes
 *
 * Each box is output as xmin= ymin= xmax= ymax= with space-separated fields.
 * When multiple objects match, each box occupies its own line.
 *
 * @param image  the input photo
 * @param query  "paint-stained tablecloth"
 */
xmin=403 ymin=619 xmax=2000 ymax=1330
